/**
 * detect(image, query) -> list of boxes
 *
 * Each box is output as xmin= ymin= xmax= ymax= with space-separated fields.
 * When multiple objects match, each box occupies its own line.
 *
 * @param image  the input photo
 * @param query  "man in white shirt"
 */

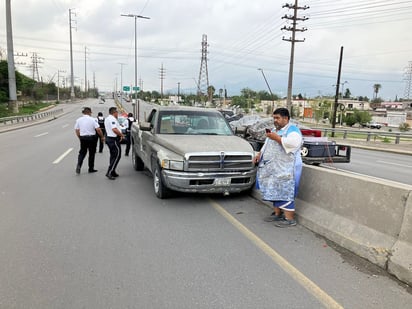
xmin=74 ymin=107 xmax=104 ymax=174
xmin=104 ymin=107 xmax=124 ymax=180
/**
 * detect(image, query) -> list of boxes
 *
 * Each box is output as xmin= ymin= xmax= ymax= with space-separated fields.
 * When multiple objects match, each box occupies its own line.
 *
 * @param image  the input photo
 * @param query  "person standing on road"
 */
xmin=254 ymin=107 xmax=303 ymax=227
xmin=124 ymin=112 xmax=135 ymax=156
xmin=74 ymin=107 xmax=104 ymax=174
xmin=104 ymin=107 xmax=124 ymax=180
xmin=97 ymin=112 xmax=106 ymax=153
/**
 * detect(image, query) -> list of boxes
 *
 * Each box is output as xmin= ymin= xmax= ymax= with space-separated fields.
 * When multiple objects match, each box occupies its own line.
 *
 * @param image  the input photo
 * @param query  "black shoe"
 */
xmin=105 ymin=173 xmax=116 ymax=180
xmin=263 ymin=212 xmax=285 ymax=222
xmin=88 ymin=169 xmax=98 ymax=173
xmin=111 ymin=171 xmax=119 ymax=177
xmin=76 ymin=165 xmax=81 ymax=174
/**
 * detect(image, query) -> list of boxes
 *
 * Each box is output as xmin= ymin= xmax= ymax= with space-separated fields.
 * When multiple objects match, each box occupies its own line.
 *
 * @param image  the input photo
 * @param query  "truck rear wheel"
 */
xmin=153 ymin=163 xmax=171 ymax=199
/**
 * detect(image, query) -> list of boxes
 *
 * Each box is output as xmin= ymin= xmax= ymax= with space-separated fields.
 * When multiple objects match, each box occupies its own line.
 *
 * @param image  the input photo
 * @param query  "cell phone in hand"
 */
xmin=265 ymin=128 xmax=271 ymax=133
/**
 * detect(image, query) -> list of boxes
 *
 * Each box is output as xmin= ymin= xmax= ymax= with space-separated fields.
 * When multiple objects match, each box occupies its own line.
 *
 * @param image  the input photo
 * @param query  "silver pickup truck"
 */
xmin=131 ymin=106 xmax=257 ymax=198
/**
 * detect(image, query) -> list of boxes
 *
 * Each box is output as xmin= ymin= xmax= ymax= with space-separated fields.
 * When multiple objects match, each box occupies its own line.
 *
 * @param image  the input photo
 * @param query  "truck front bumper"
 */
xmin=162 ymin=169 xmax=257 ymax=194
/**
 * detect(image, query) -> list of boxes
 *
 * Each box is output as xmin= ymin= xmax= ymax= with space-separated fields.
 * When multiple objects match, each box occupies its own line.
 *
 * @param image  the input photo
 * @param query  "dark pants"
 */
xmin=98 ymin=129 xmax=106 ymax=152
xmin=106 ymin=136 xmax=121 ymax=175
xmin=77 ymin=135 xmax=97 ymax=170
xmin=125 ymin=131 xmax=131 ymax=155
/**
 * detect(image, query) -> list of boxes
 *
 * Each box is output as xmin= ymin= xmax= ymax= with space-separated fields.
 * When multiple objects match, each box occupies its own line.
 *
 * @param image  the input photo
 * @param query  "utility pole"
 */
xmin=5 ymin=0 xmax=18 ymax=113
xmin=118 ymin=63 xmax=126 ymax=106
xmin=69 ymin=9 xmax=76 ymax=101
xmin=84 ymin=46 xmax=88 ymax=97
xmin=281 ymin=0 xmax=309 ymax=114
xmin=177 ymin=82 xmax=180 ymax=103
xmin=332 ymin=46 xmax=344 ymax=136
xmin=93 ymin=71 xmax=96 ymax=97
xmin=121 ymin=13 xmax=150 ymax=122
xmin=57 ymin=69 xmax=66 ymax=102
xmin=258 ymin=68 xmax=275 ymax=113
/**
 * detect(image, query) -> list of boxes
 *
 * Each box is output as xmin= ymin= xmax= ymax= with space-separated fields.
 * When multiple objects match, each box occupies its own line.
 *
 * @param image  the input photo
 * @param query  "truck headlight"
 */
xmin=161 ymin=159 xmax=184 ymax=171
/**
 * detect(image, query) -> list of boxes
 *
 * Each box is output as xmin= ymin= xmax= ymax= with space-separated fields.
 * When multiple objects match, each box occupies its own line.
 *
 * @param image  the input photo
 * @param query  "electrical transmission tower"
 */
xmin=30 ymin=52 xmax=43 ymax=82
xmin=159 ymin=63 xmax=166 ymax=99
xmin=403 ymin=61 xmax=412 ymax=100
xmin=197 ymin=34 xmax=209 ymax=99
xmin=281 ymin=0 xmax=309 ymax=112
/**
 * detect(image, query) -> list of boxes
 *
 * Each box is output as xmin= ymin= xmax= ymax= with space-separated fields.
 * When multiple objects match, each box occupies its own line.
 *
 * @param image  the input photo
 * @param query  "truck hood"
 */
xmin=155 ymin=135 xmax=254 ymax=154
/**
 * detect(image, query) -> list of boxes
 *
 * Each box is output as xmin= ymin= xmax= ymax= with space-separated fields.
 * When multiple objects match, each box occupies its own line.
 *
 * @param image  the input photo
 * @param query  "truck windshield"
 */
xmin=158 ymin=112 xmax=233 ymax=135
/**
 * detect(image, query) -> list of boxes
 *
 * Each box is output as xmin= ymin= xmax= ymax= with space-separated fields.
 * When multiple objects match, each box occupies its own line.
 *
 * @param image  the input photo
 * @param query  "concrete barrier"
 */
xmin=251 ymin=165 xmax=412 ymax=285
xmin=388 ymin=193 xmax=412 ymax=284
xmin=294 ymin=165 xmax=412 ymax=284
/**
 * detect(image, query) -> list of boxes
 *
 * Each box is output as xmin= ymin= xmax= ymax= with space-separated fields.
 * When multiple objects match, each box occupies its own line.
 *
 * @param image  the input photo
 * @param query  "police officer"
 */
xmin=104 ymin=107 xmax=124 ymax=180
xmin=97 ymin=112 xmax=106 ymax=153
xmin=125 ymin=112 xmax=135 ymax=156
xmin=74 ymin=107 xmax=104 ymax=174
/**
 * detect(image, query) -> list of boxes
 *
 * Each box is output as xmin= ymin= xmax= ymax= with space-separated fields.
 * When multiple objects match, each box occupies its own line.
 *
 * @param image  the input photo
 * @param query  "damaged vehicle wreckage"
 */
xmin=131 ymin=106 xmax=257 ymax=199
xmin=231 ymin=117 xmax=351 ymax=166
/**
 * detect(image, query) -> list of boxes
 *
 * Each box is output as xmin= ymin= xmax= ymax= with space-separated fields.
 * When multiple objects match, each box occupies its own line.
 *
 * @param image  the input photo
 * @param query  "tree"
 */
xmin=353 ymin=109 xmax=371 ymax=126
xmin=0 ymin=60 xmax=9 ymax=103
xmin=312 ymin=100 xmax=332 ymax=123
xmin=240 ymin=88 xmax=256 ymax=99
xmin=231 ymin=95 xmax=248 ymax=109
xmin=207 ymin=85 xmax=215 ymax=103
xmin=344 ymin=88 xmax=351 ymax=99
xmin=373 ymin=83 xmax=382 ymax=99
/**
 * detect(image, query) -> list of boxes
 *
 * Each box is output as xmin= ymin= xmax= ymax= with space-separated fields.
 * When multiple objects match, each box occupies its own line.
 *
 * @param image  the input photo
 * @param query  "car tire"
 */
xmin=301 ymin=146 xmax=309 ymax=157
xmin=153 ymin=163 xmax=171 ymax=199
xmin=132 ymin=147 xmax=144 ymax=171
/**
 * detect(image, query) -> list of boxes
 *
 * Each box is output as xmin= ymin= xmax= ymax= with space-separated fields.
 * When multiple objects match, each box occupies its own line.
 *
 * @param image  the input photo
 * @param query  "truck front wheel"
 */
xmin=153 ymin=163 xmax=171 ymax=199
xmin=132 ymin=147 xmax=144 ymax=171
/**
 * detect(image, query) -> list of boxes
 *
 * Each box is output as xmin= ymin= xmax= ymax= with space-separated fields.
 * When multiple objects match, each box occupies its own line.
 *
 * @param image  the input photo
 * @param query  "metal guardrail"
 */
xmin=321 ymin=128 xmax=412 ymax=144
xmin=0 ymin=108 xmax=64 ymax=126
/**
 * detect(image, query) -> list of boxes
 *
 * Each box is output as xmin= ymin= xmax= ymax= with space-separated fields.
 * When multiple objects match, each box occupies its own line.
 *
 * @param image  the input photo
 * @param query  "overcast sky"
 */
xmin=1 ymin=0 xmax=412 ymax=101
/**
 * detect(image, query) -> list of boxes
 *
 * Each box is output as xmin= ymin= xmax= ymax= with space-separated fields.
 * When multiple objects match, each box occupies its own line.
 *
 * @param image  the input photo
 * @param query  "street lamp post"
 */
xmin=258 ymin=68 xmax=275 ymax=113
xmin=118 ymin=63 xmax=126 ymax=107
xmin=121 ymin=13 xmax=150 ymax=122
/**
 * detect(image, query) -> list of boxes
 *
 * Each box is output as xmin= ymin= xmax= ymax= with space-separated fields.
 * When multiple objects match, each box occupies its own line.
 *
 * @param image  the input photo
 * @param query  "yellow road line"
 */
xmin=210 ymin=199 xmax=344 ymax=309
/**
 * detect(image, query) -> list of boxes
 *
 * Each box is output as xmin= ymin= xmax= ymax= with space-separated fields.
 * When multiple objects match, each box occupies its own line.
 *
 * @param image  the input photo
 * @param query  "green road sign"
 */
xmin=133 ymin=86 xmax=140 ymax=91
xmin=123 ymin=86 xmax=130 ymax=91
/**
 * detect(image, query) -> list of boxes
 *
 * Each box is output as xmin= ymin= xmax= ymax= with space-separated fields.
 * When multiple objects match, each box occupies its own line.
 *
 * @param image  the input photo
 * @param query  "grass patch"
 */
xmin=0 ymin=102 xmax=54 ymax=118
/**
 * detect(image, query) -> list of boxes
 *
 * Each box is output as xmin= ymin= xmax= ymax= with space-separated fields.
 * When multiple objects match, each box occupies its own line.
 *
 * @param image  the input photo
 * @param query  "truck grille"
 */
xmin=186 ymin=153 xmax=253 ymax=171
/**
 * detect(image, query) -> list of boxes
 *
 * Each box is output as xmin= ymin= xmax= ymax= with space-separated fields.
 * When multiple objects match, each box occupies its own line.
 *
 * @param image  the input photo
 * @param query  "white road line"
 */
xmin=34 ymin=132 xmax=49 ymax=138
xmin=377 ymin=160 xmax=412 ymax=168
xmin=53 ymin=148 xmax=73 ymax=164
xmin=62 ymin=124 xmax=69 ymax=128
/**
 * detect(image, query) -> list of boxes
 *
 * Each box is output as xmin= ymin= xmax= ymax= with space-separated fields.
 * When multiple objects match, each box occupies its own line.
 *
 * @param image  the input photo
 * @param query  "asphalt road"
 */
xmin=324 ymin=148 xmax=412 ymax=186
xmin=0 ymin=99 xmax=411 ymax=308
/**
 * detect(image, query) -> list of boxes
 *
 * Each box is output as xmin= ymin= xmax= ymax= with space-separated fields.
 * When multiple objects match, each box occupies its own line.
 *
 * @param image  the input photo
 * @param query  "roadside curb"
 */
xmin=0 ymin=109 xmax=65 ymax=134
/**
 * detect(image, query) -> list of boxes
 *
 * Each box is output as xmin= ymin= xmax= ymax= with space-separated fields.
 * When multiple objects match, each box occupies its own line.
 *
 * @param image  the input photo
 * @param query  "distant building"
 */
xmin=338 ymin=99 xmax=370 ymax=110
xmin=381 ymin=101 xmax=412 ymax=109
